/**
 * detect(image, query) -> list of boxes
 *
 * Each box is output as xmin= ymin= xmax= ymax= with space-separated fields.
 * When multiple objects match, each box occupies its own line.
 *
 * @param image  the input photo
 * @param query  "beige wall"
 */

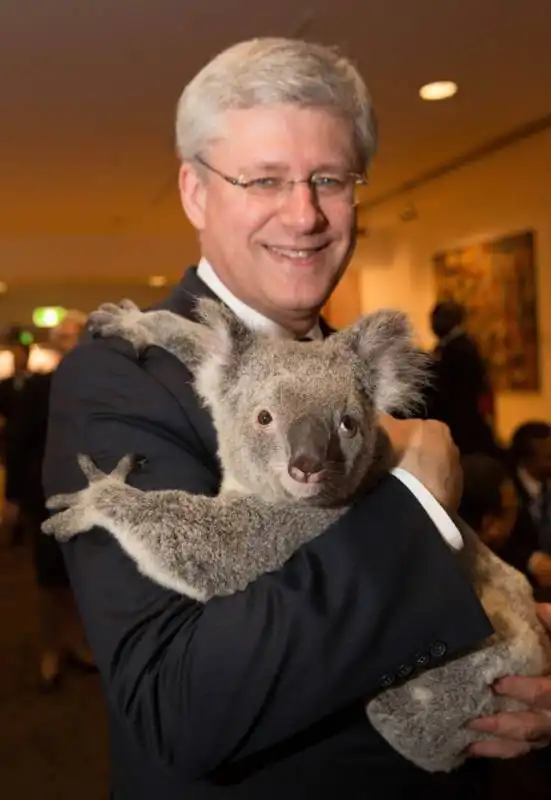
xmin=352 ymin=128 xmax=551 ymax=441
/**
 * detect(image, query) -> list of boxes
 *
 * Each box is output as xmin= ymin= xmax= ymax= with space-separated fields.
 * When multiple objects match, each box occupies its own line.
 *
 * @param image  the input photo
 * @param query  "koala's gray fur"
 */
xmin=43 ymin=298 xmax=551 ymax=773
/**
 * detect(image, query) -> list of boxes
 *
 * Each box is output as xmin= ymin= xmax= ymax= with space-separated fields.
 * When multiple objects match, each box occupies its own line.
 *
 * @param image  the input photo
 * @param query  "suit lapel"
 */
xmin=141 ymin=268 xmax=221 ymax=471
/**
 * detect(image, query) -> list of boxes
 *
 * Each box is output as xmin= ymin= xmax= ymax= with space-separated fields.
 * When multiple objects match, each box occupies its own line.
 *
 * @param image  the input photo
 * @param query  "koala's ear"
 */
xmin=190 ymin=298 xmax=255 ymax=402
xmin=331 ymin=310 xmax=430 ymax=414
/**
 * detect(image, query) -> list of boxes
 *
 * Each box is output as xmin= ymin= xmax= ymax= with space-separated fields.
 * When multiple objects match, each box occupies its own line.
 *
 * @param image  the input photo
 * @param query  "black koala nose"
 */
xmin=288 ymin=455 xmax=325 ymax=483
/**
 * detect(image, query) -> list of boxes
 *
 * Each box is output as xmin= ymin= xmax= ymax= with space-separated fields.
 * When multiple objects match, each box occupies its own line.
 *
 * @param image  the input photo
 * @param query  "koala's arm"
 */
xmin=43 ymin=336 xmax=493 ymax=780
xmin=45 ymin=465 xmax=337 ymax=600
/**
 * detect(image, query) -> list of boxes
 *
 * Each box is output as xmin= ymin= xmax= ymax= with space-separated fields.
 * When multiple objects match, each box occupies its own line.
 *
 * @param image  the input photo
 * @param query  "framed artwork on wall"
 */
xmin=433 ymin=230 xmax=540 ymax=391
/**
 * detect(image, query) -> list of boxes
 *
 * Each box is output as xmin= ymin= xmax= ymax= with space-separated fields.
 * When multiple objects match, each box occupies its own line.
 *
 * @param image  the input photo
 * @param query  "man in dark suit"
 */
xmin=426 ymin=301 xmax=500 ymax=457
xmin=508 ymin=422 xmax=551 ymax=601
xmin=42 ymin=38 xmax=551 ymax=799
xmin=0 ymin=340 xmax=31 ymax=544
xmin=10 ymin=312 xmax=95 ymax=688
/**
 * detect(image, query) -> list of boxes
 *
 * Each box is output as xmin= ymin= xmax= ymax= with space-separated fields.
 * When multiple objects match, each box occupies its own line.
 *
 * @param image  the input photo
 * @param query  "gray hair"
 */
xmin=175 ymin=38 xmax=378 ymax=172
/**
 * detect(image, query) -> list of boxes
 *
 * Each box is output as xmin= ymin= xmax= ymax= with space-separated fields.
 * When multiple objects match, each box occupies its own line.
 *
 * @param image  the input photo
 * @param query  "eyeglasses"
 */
xmin=195 ymin=155 xmax=367 ymax=206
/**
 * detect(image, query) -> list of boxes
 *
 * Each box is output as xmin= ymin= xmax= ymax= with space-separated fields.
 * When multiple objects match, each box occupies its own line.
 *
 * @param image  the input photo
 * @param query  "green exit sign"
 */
xmin=32 ymin=307 xmax=67 ymax=328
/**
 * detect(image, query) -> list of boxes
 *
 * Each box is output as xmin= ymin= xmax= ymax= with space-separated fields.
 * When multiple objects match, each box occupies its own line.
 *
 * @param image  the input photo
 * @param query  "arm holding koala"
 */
xmin=43 ymin=334 xmax=493 ymax=779
xmin=44 ymin=454 xmax=344 ymax=600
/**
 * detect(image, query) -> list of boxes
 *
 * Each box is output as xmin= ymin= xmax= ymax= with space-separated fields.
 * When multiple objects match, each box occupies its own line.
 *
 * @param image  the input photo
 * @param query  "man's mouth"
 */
xmin=263 ymin=244 xmax=328 ymax=260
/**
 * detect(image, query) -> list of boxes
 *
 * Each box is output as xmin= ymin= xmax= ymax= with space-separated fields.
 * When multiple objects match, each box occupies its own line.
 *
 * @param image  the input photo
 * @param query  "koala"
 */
xmin=42 ymin=298 xmax=551 ymax=773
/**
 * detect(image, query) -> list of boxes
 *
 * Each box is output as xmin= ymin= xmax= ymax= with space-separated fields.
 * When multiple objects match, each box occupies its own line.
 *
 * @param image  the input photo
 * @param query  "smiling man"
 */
xmin=43 ymin=38 xmax=551 ymax=799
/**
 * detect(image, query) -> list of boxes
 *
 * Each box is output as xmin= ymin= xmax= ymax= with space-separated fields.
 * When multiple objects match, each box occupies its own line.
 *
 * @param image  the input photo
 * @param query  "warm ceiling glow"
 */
xmin=148 ymin=275 xmax=167 ymax=287
xmin=419 ymin=81 xmax=458 ymax=101
xmin=0 ymin=281 xmax=7 ymax=294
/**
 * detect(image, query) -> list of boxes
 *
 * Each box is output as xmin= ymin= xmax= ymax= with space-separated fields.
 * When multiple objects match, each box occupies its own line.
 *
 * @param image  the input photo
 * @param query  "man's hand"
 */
xmin=529 ymin=552 xmax=551 ymax=589
xmin=379 ymin=416 xmax=462 ymax=511
xmin=468 ymin=604 xmax=551 ymax=758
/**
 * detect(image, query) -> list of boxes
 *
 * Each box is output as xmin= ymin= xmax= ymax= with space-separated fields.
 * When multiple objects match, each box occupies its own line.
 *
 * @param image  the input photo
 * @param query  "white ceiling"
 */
xmin=1 ymin=0 xmax=551 ymax=281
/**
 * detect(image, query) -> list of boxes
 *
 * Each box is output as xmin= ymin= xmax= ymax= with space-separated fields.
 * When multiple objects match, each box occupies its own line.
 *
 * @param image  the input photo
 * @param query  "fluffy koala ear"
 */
xmin=332 ymin=310 xmax=430 ymax=414
xmin=190 ymin=298 xmax=255 ymax=402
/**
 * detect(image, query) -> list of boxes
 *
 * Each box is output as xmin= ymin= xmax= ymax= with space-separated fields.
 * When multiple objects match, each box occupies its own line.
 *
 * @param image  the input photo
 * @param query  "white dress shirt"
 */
xmin=196 ymin=258 xmax=463 ymax=551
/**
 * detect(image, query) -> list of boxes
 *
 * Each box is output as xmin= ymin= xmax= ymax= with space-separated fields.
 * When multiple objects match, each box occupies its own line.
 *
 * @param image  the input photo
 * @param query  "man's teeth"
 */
xmin=269 ymin=247 xmax=320 ymax=258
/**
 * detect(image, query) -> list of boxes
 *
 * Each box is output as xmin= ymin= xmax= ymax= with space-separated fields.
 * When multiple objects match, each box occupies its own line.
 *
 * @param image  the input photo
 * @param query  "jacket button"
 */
xmin=414 ymin=652 xmax=430 ymax=667
xmin=397 ymin=663 xmax=414 ymax=679
xmin=429 ymin=641 xmax=448 ymax=659
xmin=379 ymin=673 xmax=395 ymax=689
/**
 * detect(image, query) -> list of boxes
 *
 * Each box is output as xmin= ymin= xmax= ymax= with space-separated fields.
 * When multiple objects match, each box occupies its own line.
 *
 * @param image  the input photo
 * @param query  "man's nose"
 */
xmin=278 ymin=182 xmax=326 ymax=232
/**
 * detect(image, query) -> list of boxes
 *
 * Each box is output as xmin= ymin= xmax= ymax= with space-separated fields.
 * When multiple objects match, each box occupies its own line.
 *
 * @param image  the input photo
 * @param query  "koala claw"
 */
xmin=88 ymin=299 xmax=152 ymax=351
xmin=42 ymin=454 xmax=136 ymax=541
xmin=76 ymin=453 xmax=135 ymax=484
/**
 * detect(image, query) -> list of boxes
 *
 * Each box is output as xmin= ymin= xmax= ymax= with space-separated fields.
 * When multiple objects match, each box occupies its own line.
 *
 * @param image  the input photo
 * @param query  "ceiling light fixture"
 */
xmin=419 ymin=81 xmax=458 ymax=101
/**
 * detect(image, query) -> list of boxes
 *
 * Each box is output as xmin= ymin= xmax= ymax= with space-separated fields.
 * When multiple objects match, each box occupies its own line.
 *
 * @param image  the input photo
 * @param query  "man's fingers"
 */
xmin=536 ymin=603 xmax=551 ymax=630
xmin=469 ymin=709 xmax=551 ymax=742
xmin=468 ymin=739 xmax=532 ymax=760
xmin=494 ymin=675 xmax=551 ymax=711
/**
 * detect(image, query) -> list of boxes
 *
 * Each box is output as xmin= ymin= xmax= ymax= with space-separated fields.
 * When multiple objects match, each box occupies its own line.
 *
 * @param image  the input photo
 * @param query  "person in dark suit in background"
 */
xmin=0 ymin=340 xmax=31 ymax=545
xmin=42 ymin=38 xmax=551 ymax=800
xmin=508 ymin=422 xmax=551 ymax=601
xmin=11 ymin=311 xmax=95 ymax=689
xmin=426 ymin=300 xmax=500 ymax=456
xmin=459 ymin=453 xmax=519 ymax=556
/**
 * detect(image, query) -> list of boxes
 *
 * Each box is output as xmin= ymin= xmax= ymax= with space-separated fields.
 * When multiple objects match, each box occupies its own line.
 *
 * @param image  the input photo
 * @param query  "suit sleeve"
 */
xmin=43 ymin=338 xmax=493 ymax=779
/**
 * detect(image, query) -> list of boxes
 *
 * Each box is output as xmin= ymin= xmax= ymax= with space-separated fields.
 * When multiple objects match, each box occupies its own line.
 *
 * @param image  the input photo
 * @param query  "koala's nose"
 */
xmin=288 ymin=454 xmax=326 ymax=483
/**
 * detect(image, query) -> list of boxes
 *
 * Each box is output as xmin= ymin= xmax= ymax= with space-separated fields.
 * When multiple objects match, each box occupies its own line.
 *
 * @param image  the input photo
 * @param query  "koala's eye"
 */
xmin=339 ymin=415 xmax=357 ymax=437
xmin=257 ymin=410 xmax=273 ymax=426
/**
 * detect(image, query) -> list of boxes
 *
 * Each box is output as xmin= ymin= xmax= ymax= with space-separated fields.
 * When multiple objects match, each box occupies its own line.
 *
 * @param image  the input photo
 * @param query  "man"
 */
xmin=43 ymin=39 xmax=551 ymax=798
xmin=426 ymin=300 xmax=500 ymax=456
xmin=11 ymin=311 xmax=95 ymax=688
xmin=508 ymin=422 xmax=551 ymax=601
xmin=0 ymin=339 xmax=31 ymax=544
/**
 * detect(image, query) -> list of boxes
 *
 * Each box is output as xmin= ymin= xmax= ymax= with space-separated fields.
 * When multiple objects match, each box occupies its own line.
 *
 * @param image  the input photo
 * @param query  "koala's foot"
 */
xmin=88 ymin=299 xmax=154 ymax=351
xmin=42 ymin=454 xmax=136 ymax=541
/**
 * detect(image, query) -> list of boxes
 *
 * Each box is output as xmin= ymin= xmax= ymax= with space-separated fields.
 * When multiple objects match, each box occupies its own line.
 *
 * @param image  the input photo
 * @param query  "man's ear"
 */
xmin=178 ymin=161 xmax=207 ymax=230
xmin=331 ymin=309 xmax=430 ymax=414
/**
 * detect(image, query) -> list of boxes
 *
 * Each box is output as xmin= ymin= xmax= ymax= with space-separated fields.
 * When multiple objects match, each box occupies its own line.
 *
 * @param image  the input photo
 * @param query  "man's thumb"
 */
xmin=536 ymin=603 xmax=551 ymax=630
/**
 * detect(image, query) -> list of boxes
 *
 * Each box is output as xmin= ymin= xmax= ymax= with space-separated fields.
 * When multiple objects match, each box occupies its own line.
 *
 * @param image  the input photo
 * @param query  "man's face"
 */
xmin=52 ymin=320 xmax=83 ymax=354
xmin=179 ymin=105 xmax=360 ymax=328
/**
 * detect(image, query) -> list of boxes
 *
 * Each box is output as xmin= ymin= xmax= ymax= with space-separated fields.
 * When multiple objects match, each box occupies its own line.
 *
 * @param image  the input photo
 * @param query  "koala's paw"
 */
xmin=42 ymin=454 xmax=135 ymax=541
xmin=88 ymin=299 xmax=153 ymax=351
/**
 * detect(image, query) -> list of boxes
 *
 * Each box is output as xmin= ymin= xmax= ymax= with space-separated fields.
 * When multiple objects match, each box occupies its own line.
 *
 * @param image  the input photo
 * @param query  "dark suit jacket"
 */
xmin=502 ymin=472 xmax=551 ymax=602
xmin=43 ymin=268 xmax=494 ymax=799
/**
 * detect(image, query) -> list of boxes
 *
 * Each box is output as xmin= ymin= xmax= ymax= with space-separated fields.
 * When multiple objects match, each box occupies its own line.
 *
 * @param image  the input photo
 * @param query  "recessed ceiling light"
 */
xmin=148 ymin=275 xmax=167 ymax=288
xmin=419 ymin=81 xmax=458 ymax=101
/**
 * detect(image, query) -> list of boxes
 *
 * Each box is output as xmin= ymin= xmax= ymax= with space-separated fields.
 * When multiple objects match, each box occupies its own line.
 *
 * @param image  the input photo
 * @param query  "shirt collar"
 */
xmin=197 ymin=258 xmax=323 ymax=341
